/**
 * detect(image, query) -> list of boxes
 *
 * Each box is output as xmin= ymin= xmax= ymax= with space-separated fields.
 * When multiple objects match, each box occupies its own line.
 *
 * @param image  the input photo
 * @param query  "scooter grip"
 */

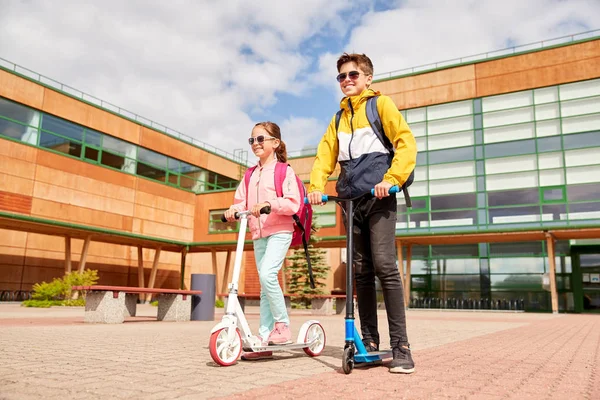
xmin=370 ymin=185 xmax=400 ymax=196
xmin=220 ymin=206 xmax=271 ymax=222
xmin=304 ymin=195 xmax=329 ymax=204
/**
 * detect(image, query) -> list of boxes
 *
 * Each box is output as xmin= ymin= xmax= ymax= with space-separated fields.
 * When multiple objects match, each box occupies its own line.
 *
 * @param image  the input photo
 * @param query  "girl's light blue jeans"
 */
xmin=253 ymin=232 xmax=292 ymax=339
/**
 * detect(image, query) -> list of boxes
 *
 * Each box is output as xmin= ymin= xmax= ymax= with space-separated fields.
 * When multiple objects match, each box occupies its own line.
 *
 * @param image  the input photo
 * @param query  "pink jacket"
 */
xmin=232 ymin=160 xmax=301 ymax=240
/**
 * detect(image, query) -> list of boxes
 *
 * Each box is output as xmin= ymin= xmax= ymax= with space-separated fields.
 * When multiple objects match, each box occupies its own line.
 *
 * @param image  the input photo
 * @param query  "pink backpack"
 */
xmin=244 ymin=162 xmax=315 ymax=288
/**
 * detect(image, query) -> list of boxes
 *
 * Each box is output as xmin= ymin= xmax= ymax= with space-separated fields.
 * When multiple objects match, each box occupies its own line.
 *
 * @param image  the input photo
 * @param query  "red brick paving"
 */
xmin=221 ymin=315 xmax=600 ymax=400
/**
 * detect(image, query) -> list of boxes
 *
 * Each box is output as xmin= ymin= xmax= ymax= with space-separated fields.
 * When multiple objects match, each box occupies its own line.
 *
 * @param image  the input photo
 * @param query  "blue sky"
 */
xmin=0 ymin=0 xmax=598 ymax=162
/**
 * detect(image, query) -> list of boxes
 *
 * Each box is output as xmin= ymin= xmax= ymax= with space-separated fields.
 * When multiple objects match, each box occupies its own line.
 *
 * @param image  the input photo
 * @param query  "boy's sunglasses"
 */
xmin=336 ymin=70 xmax=362 ymax=83
xmin=248 ymin=135 xmax=277 ymax=145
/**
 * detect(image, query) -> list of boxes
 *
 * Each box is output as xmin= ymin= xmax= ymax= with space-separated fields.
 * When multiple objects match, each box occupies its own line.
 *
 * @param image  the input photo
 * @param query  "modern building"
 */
xmin=1 ymin=30 xmax=599 ymax=312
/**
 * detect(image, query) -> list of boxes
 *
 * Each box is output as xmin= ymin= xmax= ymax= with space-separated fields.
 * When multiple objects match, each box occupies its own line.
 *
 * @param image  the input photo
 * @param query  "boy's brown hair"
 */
xmin=336 ymin=53 xmax=374 ymax=76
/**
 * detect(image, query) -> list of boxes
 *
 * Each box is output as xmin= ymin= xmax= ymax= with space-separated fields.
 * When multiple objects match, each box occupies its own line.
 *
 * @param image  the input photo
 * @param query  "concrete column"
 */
xmin=545 ymin=233 xmax=559 ymax=314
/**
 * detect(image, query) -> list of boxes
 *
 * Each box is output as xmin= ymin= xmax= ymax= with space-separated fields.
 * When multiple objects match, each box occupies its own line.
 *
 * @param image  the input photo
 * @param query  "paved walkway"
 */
xmin=0 ymin=303 xmax=598 ymax=399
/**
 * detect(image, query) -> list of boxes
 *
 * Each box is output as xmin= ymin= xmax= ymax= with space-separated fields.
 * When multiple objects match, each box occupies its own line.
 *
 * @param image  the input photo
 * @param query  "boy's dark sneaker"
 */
xmin=362 ymin=340 xmax=379 ymax=352
xmin=389 ymin=345 xmax=415 ymax=374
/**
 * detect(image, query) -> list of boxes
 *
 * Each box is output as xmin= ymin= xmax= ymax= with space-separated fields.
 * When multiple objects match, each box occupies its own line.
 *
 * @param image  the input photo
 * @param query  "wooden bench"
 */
xmin=73 ymin=285 xmax=202 ymax=324
xmin=218 ymin=293 xmax=292 ymax=313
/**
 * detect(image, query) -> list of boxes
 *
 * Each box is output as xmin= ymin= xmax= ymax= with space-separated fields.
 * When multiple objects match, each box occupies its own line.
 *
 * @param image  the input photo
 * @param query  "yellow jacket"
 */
xmin=309 ymin=89 xmax=417 ymax=198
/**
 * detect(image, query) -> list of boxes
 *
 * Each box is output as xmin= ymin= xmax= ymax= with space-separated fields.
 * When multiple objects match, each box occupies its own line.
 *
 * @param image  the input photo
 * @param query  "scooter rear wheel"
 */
xmin=302 ymin=322 xmax=326 ymax=356
xmin=209 ymin=328 xmax=242 ymax=366
xmin=342 ymin=346 xmax=354 ymax=374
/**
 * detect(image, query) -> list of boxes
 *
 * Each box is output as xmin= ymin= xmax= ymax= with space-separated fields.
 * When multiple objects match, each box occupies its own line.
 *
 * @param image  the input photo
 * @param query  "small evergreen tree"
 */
xmin=285 ymin=216 xmax=330 ymax=308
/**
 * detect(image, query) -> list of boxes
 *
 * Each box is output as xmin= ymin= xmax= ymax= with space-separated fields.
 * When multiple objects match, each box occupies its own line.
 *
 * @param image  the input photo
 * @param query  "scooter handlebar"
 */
xmin=303 ymin=185 xmax=399 ymax=204
xmin=221 ymin=205 xmax=271 ymax=222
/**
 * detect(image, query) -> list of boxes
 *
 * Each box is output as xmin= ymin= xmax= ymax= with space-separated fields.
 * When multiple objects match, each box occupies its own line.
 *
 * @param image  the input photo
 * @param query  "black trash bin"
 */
xmin=191 ymin=274 xmax=216 ymax=321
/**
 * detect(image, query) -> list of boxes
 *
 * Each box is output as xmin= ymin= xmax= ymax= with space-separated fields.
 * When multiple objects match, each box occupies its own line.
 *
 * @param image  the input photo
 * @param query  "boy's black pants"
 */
xmin=343 ymin=195 xmax=409 ymax=348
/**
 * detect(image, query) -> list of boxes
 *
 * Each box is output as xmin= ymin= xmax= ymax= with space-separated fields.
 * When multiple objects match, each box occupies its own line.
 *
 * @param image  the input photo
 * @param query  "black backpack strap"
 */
xmin=293 ymin=215 xmax=315 ymax=289
xmin=366 ymin=96 xmax=394 ymax=153
xmin=335 ymin=109 xmax=343 ymax=133
xmin=366 ymin=96 xmax=414 ymax=208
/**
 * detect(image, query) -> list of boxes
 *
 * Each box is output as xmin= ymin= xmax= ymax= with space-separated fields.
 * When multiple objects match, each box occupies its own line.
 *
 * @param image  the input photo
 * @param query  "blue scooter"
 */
xmin=307 ymin=186 xmax=400 ymax=374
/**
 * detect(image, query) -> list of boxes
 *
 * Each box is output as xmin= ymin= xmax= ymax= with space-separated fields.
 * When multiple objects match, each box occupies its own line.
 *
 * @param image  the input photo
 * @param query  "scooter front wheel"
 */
xmin=302 ymin=322 xmax=326 ymax=357
xmin=209 ymin=328 xmax=242 ymax=366
xmin=342 ymin=346 xmax=355 ymax=374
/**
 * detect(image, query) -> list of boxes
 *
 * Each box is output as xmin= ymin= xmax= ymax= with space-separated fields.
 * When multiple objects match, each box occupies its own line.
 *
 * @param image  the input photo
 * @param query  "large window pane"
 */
xmin=490 ymin=257 xmax=544 ymax=274
xmin=41 ymin=114 xmax=83 ymax=142
xmin=485 ymin=139 xmax=535 ymax=158
xmin=488 ymin=187 xmax=539 ymax=206
xmin=489 ymin=205 xmax=541 ymax=224
xmin=101 ymin=150 xmax=126 ymax=170
xmin=567 ymin=183 xmax=600 ymax=202
xmin=39 ymin=130 xmax=81 ymax=157
xmin=0 ymin=97 xmax=38 ymax=125
xmin=490 ymin=274 xmax=543 ymax=290
xmin=562 ymin=131 xmax=600 ymax=150
xmin=537 ymin=136 xmax=562 ymax=152
xmin=428 ymin=147 xmax=473 ymax=164
xmin=137 ymin=161 xmax=166 ymax=182
xmin=432 ymin=274 xmax=480 ymax=291
xmin=103 ymin=135 xmax=133 ymax=156
xmin=138 ymin=147 xmax=168 ymax=169
xmin=431 ymin=245 xmax=479 ymax=258
xmin=490 ymin=242 xmax=544 ymax=256
xmin=430 ymin=193 xmax=476 ymax=211
xmin=209 ymin=209 xmax=237 ymax=232
xmin=85 ymin=129 xmax=102 ymax=147
xmin=429 ymin=209 xmax=476 ymax=227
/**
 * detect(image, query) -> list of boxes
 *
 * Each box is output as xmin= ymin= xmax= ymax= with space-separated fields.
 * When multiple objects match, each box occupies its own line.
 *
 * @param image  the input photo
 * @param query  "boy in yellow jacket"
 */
xmin=307 ymin=53 xmax=417 ymax=374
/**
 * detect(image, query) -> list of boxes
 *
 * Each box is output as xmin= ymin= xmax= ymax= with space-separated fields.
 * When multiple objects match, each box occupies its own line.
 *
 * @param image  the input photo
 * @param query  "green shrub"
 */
xmin=150 ymin=300 xmax=158 ymax=307
xmin=215 ymin=299 xmax=224 ymax=308
xmin=26 ymin=270 xmax=99 ymax=307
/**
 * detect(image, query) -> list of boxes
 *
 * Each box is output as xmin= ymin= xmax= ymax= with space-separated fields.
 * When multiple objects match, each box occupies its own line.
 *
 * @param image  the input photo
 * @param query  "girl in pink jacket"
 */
xmin=224 ymin=121 xmax=301 ymax=361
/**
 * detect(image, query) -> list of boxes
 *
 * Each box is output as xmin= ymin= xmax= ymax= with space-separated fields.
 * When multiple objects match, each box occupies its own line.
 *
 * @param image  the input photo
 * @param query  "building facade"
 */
xmin=1 ymin=32 xmax=599 ymax=312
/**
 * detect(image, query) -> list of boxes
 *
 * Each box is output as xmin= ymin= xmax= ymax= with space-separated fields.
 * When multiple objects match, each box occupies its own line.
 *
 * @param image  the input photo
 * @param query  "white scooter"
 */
xmin=209 ymin=206 xmax=326 ymax=366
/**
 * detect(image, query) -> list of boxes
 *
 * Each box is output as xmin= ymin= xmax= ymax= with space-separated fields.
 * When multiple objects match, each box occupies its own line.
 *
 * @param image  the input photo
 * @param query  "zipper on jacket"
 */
xmin=256 ymin=167 xmax=263 ymax=238
xmin=347 ymin=98 xmax=355 ymax=161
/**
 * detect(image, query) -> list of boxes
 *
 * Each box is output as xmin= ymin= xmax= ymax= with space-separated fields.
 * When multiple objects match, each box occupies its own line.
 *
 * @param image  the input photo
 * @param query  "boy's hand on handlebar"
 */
xmin=251 ymin=202 xmax=270 ymax=218
xmin=307 ymin=191 xmax=324 ymax=205
xmin=223 ymin=207 xmax=238 ymax=222
xmin=373 ymin=181 xmax=393 ymax=199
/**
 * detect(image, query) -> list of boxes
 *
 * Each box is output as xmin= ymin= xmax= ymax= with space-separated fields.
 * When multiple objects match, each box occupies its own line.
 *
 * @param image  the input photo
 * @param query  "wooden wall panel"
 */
xmin=35 ymin=151 xmax=136 ymax=188
xmin=0 ymin=69 xmax=45 ymax=109
xmin=41 ymin=90 xmax=89 ymax=126
xmin=193 ymin=190 xmax=241 ymax=242
xmin=205 ymin=152 xmax=244 ymax=181
xmin=476 ymin=56 xmax=600 ymax=97
xmin=389 ymin=81 xmax=477 ymax=110
xmin=86 ymin=106 xmax=141 ymax=144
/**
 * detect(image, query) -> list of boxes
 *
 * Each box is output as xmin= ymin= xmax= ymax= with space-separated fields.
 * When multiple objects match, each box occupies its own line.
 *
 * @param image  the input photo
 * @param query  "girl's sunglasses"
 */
xmin=248 ymin=135 xmax=277 ymax=145
xmin=336 ymin=70 xmax=362 ymax=83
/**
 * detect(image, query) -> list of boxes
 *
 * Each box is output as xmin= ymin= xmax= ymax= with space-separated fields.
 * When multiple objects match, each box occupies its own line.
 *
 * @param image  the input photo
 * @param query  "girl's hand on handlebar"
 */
xmin=223 ymin=207 xmax=238 ymax=222
xmin=373 ymin=181 xmax=393 ymax=199
xmin=307 ymin=191 xmax=324 ymax=205
xmin=251 ymin=202 xmax=270 ymax=218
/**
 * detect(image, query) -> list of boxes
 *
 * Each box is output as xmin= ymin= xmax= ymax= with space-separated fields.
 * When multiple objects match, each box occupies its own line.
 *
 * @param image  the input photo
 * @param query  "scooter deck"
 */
xmin=354 ymin=349 xmax=393 ymax=364
xmin=243 ymin=339 xmax=318 ymax=353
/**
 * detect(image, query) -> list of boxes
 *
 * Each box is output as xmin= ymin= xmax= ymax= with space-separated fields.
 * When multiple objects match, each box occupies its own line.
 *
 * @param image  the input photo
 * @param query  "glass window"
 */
xmin=103 ymin=135 xmax=133 ymax=156
xmin=429 ymin=209 xmax=476 ymax=227
xmin=490 ymin=242 xmax=544 ymax=256
xmin=138 ymin=147 xmax=168 ymax=169
xmin=84 ymin=129 xmax=102 ymax=147
xmin=416 ymin=152 xmax=427 ymax=166
xmin=490 ymin=274 xmax=543 ymax=290
xmin=41 ymin=114 xmax=84 ymax=142
xmin=0 ymin=97 xmax=38 ymax=125
xmin=314 ymin=202 xmax=336 ymax=227
xmin=431 ymin=245 xmax=479 ymax=258
xmin=411 ymin=276 xmax=428 ymax=290
xmin=567 ymin=183 xmax=600 ymax=202
xmin=39 ymin=130 xmax=81 ymax=158
xmin=485 ymin=139 xmax=535 ymax=158
xmin=488 ymin=187 xmax=539 ymax=206
xmin=410 ymin=197 xmax=429 ymax=211
xmin=562 ymin=131 xmax=600 ymax=150
xmin=569 ymin=202 xmax=600 ymax=219
xmin=473 ymin=98 xmax=482 ymax=114
xmin=542 ymin=204 xmax=567 ymax=222
xmin=137 ymin=162 xmax=166 ymax=182
xmin=430 ymin=193 xmax=476 ymax=211
xmin=537 ymin=136 xmax=562 ymax=152
xmin=428 ymin=147 xmax=473 ymax=164
xmin=0 ymin=117 xmax=28 ymax=140
xmin=432 ymin=274 xmax=480 ymax=291
xmin=101 ymin=150 xmax=127 ymax=170
xmin=402 ymin=245 xmax=429 ymax=259
xmin=489 ymin=205 xmax=541 ymax=224
xmin=84 ymin=147 xmax=100 ymax=162
xmin=490 ymin=257 xmax=545 ymax=273
xmin=475 ymin=129 xmax=483 ymax=145
xmin=541 ymin=187 xmax=565 ymax=202
xmin=209 ymin=209 xmax=238 ymax=233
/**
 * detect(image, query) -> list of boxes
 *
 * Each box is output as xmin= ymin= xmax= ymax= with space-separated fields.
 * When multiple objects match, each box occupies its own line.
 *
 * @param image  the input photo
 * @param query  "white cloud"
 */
xmin=0 ymin=0 xmax=597 ymax=159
